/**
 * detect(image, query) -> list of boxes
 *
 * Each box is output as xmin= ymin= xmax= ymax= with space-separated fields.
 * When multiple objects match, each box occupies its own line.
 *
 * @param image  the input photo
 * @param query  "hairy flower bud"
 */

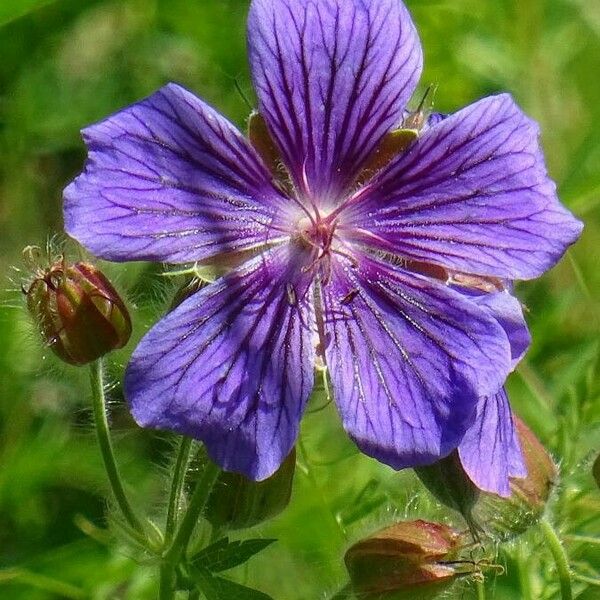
xmin=24 ymin=251 xmax=131 ymax=365
xmin=416 ymin=417 xmax=557 ymax=541
xmin=415 ymin=453 xmax=479 ymax=522
xmin=344 ymin=520 xmax=469 ymax=599
xmin=205 ymin=449 xmax=296 ymax=530
xmin=471 ymin=417 xmax=557 ymax=541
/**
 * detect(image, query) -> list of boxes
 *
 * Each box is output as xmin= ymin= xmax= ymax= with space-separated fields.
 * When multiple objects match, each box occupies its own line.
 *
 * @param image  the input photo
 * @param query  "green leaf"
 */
xmin=191 ymin=538 xmax=276 ymax=573
xmin=190 ymin=569 xmax=274 ymax=600
xmin=0 ymin=0 xmax=57 ymax=27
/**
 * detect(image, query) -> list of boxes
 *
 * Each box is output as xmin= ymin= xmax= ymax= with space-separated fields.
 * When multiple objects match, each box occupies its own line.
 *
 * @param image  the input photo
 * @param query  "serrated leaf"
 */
xmin=190 ymin=568 xmax=274 ymax=600
xmin=191 ymin=538 xmax=276 ymax=573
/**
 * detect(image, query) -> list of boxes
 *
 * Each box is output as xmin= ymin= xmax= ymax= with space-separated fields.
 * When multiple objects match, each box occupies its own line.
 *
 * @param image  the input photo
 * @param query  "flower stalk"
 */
xmin=89 ymin=359 xmax=146 ymax=538
xmin=159 ymin=458 xmax=220 ymax=600
xmin=540 ymin=518 xmax=573 ymax=600
xmin=164 ymin=436 xmax=194 ymax=546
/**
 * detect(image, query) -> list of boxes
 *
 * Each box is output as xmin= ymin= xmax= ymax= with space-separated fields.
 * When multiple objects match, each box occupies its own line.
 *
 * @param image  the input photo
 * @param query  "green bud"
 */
xmin=415 ymin=452 xmax=479 ymax=523
xmin=205 ymin=449 xmax=296 ymax=530
xmin=471 ymin=417 xmax=557 ymax=541
xmin=24 ymin=251 xmax=131 ymax=365
xmin=344 ymin=520 xmax=468 ymax=600
xmin=416 ymin=417 xmax=557 ymax=542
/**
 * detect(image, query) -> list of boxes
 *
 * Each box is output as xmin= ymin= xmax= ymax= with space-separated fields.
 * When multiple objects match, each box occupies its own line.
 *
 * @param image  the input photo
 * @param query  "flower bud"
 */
xmin=344 ymin=520 xmax=469 ymax=599
xmin=24 ymin=252 xmax=131 ymax=365
xmin=416 ymin=418 xmax=557 ymax=541
xmin=415 ymin=452 xmax=479 ymax=523
xmin=205 ymin=449 xmax=296 ymax=530
xmin=471 ymin=417 xmax=557 ymax=541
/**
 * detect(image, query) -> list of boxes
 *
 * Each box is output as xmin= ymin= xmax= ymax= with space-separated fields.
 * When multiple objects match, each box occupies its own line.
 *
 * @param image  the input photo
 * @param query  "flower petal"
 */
xmin=342 ymin=94 xmax=583 ymax=279
xmin=64 ymin=83 xmax=290 ymax=264
xmin=457 ymin=288 xmax=531 ymax=369
xmin=458 ymin=389 xmax=527 ymax=497
xmin=248 ymin=0 xmax=422 ymax=204
xmin=321 ymin=254 xmax=512 ymax=469
xmin=125 ymin=246 xmax=315 ymax=480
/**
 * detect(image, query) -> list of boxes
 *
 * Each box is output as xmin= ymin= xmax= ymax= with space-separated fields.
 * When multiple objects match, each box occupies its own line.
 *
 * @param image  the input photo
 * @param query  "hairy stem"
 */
xmin=89 ymin=359 xmax=145 ymax=537
xmin=164 ymin=437 xmax=193 ymax=546
xmin=159 ymin=458 xmax=220 ymax=600
xmin=540 ymin=518 xmax=573 ymax=600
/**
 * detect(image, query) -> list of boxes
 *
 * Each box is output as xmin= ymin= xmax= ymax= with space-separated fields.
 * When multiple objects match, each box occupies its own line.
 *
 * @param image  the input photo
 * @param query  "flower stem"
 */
xmin=159 ymin=458 xmax=220 ymax=600
xmin=476 ymin=579 xmax=486 ymax=600
xmin=540 ymin=518 xmax=573 ymax=600
xmin=89 ymin=359 xmax=145 ymax=537
xmin=164 ymin=436 xmax=193 ymax=546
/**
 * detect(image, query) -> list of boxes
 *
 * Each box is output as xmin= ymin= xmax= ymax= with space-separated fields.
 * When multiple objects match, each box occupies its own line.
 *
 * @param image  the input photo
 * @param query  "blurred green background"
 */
xmin=1 ymin=0 xmax=599 ymax=598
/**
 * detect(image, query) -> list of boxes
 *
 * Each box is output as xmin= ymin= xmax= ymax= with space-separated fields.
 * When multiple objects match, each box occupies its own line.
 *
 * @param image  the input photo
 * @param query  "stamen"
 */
xmin=286 ymin=283 xmax=297 ymax=306
xmin=340 ymin=289 xmax=359 ymax=305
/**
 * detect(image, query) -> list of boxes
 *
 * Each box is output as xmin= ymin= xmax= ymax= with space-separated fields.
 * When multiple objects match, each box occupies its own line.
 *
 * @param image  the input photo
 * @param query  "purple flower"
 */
xmin=63 ymin=0 xmax=582 ymax=491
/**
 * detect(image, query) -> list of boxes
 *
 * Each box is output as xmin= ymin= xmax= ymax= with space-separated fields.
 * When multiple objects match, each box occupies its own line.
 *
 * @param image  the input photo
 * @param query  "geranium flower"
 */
xmin=63 ymin=0 xmax=582 ymax=491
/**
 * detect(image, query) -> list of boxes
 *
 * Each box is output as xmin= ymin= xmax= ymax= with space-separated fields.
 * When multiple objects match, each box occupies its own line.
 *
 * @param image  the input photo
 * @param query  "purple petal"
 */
xmin=458 ymin=389 xmax=527 ymax=497
xmin=321 ymin=253 xmax=512 ymax=469
xmin=64 ymin=83 xmax=291 ymax=264
xmin=125 ymin=246 xmax=315 ymax=480
xmin=342 ymin=94 xmax=583 ymax=279
xmin=248 ymin=0 xmax=422 ymax=204
xmin=457 ymin=288 xmax=531 ymax=369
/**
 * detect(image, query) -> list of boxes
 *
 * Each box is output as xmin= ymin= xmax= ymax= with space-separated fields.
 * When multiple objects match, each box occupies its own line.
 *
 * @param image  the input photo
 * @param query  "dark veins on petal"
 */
xmin=341 ymin=94 xmax=583 ymax=279
xmin=458 ymin=389 xmax=527 ymax=497
xmin=248 ymin=0 xmax=422 ymax=204
xmin=125 ymin=247 xmax=316 ymax=480
xmin=321 ymin=253 xmax=512 ymax=469
xmin=64 ymin=83 xmax=290 ymax=264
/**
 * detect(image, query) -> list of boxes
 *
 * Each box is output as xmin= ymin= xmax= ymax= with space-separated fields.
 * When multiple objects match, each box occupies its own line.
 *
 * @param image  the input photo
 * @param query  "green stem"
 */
xmin=565 ymin=534 xmax=600 ymax=546
xmin=476 ymin=579 xmax=486 ymax=600
xmin=0 ymin=568 xmax=85 ymax=599
xmin=517 ymin=544 xmax=534 ymax=600
xmin=573 ymin=573 xmax=600 ymax=586
xmin=540 ymin=518 xmax=573 ymax=600
xmin=164 ymin=437 xmax=193 ymax=546
xmin=89 ymin=359 xmax=145 ymax=537
xmin=159 ymin=459 xmax=220 ymax=600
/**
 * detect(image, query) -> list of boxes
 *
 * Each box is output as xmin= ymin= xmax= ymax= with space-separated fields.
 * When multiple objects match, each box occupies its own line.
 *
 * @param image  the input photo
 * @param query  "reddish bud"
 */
xmin=24 ymin=251 xmax=131 ymax=365
xmin=416 ymin=417 xmax=557 ymax=541
xmin=472 ymin=417 xmax=557 ymax=540
xmin=345 ymin=520 xmax=469 ymax=599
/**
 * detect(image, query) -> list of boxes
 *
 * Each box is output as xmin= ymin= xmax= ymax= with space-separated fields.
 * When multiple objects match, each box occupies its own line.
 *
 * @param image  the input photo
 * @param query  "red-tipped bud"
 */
xmin=416 ymin=418 xmax=557 ymax=541
xmin=24 ymin=251 xmax=131 ymax=365
xmin=205 ymin=449 xmax=296 ymax=530
xmin=345 ymin=520 xmax=470 ymax=599
xmin=472 ymin=417 xmax=557 ymax=540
